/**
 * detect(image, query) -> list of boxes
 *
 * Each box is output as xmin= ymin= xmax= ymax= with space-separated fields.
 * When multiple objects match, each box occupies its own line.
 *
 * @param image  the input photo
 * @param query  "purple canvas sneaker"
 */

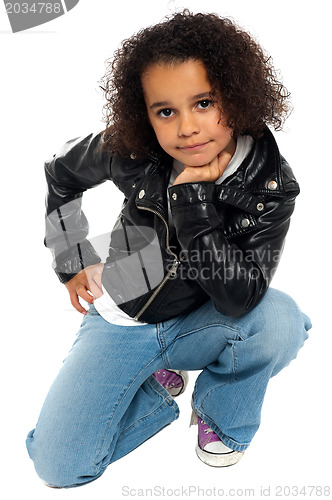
xmin=152 ymin=369 xmax=188 ymax=397
xmin=190 ymin=398 xmax=244 ymax=467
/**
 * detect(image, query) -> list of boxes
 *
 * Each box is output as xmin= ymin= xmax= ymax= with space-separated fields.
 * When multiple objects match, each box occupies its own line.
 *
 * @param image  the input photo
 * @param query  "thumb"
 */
xmin=217 ymin=149 xmax=233 ymax=176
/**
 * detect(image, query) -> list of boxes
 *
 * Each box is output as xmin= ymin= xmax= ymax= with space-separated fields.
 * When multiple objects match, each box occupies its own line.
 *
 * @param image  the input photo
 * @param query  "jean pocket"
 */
xmin=86 ymin=302 xmax=100 ymax=316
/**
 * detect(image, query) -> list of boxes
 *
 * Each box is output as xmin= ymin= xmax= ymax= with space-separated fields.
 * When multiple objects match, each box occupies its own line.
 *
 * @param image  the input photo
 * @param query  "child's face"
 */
xmin=141 ymin=59 xmax=236 ymax=167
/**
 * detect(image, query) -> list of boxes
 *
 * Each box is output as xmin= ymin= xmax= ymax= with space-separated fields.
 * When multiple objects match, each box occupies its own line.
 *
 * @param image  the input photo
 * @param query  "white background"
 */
xmin=1 ymin=0 xmax=331 ymax=498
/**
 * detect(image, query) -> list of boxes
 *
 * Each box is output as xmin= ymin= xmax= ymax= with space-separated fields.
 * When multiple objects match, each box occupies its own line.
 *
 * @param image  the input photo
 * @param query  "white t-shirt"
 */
xmin=94 ymin=135 xmax=253 ymax=325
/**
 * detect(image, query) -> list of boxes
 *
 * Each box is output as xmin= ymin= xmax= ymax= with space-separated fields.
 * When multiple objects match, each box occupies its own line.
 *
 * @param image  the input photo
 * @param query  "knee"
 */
xmin=26 ymin=429 xmax=102 ymax=488
xmin=249 ymin=289 xmax=311 ymax=368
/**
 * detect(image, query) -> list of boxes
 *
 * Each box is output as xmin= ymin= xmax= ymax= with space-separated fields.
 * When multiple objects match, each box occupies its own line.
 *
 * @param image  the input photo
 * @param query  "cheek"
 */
xmin=214 ymin=125 xmax=233 ymax=143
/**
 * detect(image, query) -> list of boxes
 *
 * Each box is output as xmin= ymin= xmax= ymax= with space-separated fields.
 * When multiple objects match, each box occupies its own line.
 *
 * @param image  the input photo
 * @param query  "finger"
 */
xmin=77 ymin=284 xmax=95 ymax=304
xmin=86 ymin=268 xmax=104 ymax=299
xmin=203 ymin=156 xmax=221 ymax=180
xmin=218 ymin=150 xmax=233 ymax=174
xmin=88 ymin=275 xmax=104 ymax=299
xmin=69 ymin=291 xmax=87 ymax=315
xmin=208 ymin=155 xmax=219 ymax=172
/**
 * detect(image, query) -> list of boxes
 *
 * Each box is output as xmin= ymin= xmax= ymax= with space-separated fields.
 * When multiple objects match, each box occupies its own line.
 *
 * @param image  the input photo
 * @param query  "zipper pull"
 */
xmin=169 ymin=259 xmax=180 ymax=277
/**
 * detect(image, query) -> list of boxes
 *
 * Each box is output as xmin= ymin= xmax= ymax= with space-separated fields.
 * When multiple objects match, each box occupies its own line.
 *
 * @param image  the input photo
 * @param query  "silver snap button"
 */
xmin=241 ymin=218 xmax=250 ymax=228
xmin=257 ymin=202 xmax=264 ymax=211
xmin=132 ymin=183 xmax=136 ymax=188
xmin=130 ymin=153 xmax=136 ymax=160
xmin=267 ymin=180 xmax=278 ymax=190
xmin=138 ymin=189 xmax=145 ymax=199
xmin=172 ymin=193 xmax=177 ymax=201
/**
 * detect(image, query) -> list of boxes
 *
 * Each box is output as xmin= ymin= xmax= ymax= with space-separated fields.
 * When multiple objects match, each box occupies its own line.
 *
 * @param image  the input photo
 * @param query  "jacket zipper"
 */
xmin=134 ymin=205 xmax=180 ymax=320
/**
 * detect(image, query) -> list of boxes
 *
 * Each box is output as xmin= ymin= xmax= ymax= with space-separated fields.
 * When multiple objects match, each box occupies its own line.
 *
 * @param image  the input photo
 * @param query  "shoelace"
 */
xmin=156 ymin=370 xmax=176 ymax=389
xmin=200 ymin=419 xmax=214 ymax=435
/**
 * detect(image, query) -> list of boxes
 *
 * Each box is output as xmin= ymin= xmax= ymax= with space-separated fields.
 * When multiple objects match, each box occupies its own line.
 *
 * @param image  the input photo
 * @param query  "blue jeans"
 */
xmin=26 ymin=288 xmax=311 ymax=487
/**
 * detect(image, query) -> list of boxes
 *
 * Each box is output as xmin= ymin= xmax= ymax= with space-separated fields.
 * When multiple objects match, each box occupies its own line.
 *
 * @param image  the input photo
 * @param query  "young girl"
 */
xmin=26 ymin=10 xmax=311 ymax=487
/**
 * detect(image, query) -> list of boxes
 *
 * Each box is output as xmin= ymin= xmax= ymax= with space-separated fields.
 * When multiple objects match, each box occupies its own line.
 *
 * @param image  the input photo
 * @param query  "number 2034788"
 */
xmin=5 ymin=3 xmax=62 ymax=14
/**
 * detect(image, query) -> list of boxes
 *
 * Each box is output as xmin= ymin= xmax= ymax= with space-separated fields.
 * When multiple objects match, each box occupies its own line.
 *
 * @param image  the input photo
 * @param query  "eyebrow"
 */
xmin=149 ymin=92 xmax=212 ymax=110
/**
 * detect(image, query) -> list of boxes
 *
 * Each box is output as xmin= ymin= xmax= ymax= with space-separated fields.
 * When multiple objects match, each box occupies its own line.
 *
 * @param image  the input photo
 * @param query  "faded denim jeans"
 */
xmin=26 ymin=288 xmax=311 ymax=487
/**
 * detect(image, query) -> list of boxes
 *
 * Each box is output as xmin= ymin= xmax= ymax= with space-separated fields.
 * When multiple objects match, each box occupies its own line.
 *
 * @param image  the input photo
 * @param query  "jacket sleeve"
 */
xmin=168 ymin=175 xmax=299 ymax=318
xmin=44 ymin=131 xmax=112 ymax=283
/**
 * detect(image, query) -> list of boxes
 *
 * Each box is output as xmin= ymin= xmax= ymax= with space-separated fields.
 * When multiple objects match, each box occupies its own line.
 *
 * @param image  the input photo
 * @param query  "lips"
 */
xmin=179 ymin=141 xmax=210 ymax=151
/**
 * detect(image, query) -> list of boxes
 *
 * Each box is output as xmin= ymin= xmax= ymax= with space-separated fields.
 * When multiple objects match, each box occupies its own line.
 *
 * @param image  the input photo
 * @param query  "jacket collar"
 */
xmin=222 ymin=127 xmax=285 ymax=195
xmin=135 ymin=153 xmax=172 ymax=218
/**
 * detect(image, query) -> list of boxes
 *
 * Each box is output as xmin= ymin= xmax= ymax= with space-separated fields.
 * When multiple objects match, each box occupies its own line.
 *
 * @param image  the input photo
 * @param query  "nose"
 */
xmin=178 ymin=112 xmax=200 ymax=137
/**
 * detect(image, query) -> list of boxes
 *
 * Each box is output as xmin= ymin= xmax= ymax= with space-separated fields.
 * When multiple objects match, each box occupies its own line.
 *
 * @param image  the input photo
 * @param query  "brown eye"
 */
xmin=197 ymin=99 xmax=212 ymax=109
xmin=159 ymin=108 xmax=173 ymax=118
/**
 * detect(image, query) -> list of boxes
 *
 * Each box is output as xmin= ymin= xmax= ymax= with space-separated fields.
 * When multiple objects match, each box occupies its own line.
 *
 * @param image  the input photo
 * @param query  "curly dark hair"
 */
xmin=99 ymin=10 xmax=291 ymax=159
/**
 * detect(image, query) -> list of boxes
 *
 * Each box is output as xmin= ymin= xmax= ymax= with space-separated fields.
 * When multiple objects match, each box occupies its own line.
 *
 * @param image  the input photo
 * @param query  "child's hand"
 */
xmin=65 ymin=263 xmax=104 ymax=315
xmin=172 ymin=149 xmax=233 ymax=185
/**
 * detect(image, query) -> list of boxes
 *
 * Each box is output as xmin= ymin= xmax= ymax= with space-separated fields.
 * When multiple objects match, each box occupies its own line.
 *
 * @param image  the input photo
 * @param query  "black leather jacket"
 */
xmin=44 ymin=127 xmax=299 ymax=322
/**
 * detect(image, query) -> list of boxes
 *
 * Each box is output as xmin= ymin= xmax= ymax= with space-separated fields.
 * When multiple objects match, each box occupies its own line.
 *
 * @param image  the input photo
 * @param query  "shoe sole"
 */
xmin=195 ymin=442 xmax=244 ymax=467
